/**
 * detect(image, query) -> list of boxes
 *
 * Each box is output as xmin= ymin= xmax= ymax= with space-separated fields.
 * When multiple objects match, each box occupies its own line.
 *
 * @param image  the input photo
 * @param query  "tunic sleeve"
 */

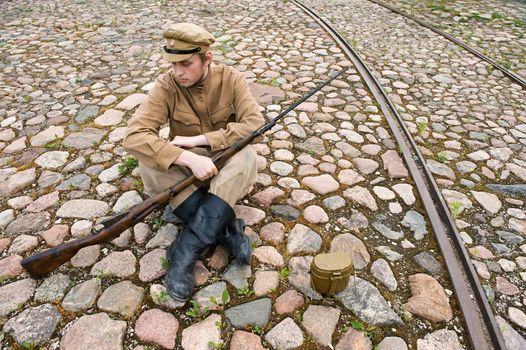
xmin=204 ymin=73 xmax=265 ymax=151
xmin=123 ymin=78 xmax=184 ymax=171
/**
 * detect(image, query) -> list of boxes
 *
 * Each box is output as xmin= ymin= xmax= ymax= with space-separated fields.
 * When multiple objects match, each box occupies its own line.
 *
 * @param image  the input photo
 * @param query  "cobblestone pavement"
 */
xmin=371 ymin=0 xmax=526 ymax=79
xmin=0 ymin=0 xmax=525 ymax=349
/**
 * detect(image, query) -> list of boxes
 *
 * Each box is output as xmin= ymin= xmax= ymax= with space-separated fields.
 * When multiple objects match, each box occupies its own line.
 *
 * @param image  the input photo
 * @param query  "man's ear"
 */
xmin=205 ymin=51 xmax=213 ymax=66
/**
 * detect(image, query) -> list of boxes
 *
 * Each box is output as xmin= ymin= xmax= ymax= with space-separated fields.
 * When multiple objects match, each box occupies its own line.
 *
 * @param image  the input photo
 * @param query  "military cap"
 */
xmin=162 ymin=23 xmax=215 ymax=62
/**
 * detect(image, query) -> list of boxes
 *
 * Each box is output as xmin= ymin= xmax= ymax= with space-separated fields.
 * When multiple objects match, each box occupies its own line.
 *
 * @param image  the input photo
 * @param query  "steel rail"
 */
xmin=367 ymin=0 xmax=526 ymax=88
xmin=292 ymin=1 xmax=507 ymax=349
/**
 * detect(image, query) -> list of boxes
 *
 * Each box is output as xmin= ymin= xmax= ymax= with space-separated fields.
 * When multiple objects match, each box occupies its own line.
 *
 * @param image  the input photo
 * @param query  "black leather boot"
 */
xmin=173 ymin=188 xmax=252 ymax=265
xmin=163 ymin=229 xmax=202 ymax=302
xmin=173 ymin=187 xmax=207 ymax=224
xmin=165 ymin=193 xmax=235 ymax=301
xmin=216 ymin=218 xmax=252 ymax=265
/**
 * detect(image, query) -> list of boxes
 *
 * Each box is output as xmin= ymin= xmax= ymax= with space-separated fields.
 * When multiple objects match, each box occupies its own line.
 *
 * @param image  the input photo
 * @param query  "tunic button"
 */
xmin=220 ymin=144 xmax=225 ymax=149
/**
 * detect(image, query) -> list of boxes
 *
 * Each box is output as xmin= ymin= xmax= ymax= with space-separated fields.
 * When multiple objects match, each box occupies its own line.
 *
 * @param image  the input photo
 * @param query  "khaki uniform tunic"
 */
xmin=123 ymin=64 xmax=265 ymax=208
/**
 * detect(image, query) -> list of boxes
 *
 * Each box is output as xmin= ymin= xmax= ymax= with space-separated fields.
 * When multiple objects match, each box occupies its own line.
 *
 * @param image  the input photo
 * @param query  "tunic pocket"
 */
xmin=211 ymin=104 xmax=235 ymax=129
xmin=172 ymin=110 xmax=201 ymax=136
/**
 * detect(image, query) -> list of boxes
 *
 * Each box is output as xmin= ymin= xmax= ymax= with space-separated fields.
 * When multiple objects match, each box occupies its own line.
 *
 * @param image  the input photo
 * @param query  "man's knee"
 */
xmin=233 ymin=145 xmax=257 ymax=171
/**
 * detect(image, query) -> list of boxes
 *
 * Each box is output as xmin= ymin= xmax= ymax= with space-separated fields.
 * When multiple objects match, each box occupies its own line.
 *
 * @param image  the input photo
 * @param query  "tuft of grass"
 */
xmin=418 ymin=121 xmax=427 ymax=134
xmin=22 ymin=341 xmax=34 ymax=349
xmin=294 ymin=310 xmax=303 ymax=322
xmin=350 ymin=319 xmax=377 ymax=337
xmin=210 ymin=289 xmax=230 ymax=308
xmin=437 ymin=151 xmax=447 ymax=163
xmin=152 ymin=289 xmax=168 ymax=303
xmin=160 ymin=256 xmax=169 ymax=270
xmin=468 ymin=13 xmax=490 ymax=21
xmin=151 ymin=217 xmax=165 ymax=230
xmin=45 ymin=140 xmax=61 ymax=149
xmin=186 ymin=300 xmax=208 ymax=319
xmin=221 ymin=289 xmax=229 ymax=304
xmin=278 ymin=266 xmax=289 ymax=280
xmin=512 ymin=19 xmax=525 ymax=27
xmin=428 ymin=5 xmax=448 ymax=11
xmin=135 ymin=178 xmax=144 ymax=192
xmin=450 ymin=201 xmax=462 ymax=218
xmin=491 ymin=12 xmax=504 ymax=19
xmin=253 ymin=325 xmax=264 ymax=335
xmin=208 ymin=341 xmax=224 ymax=349
xmin=237 ymin=287 xmax=254 ymax=296
xmin=118 ymin=157 xmax=138 ymax=175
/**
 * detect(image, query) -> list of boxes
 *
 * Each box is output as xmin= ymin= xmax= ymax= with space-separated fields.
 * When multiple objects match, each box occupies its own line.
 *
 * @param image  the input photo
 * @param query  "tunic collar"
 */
xmin=191 ymin=63 xmax=214 ymax=92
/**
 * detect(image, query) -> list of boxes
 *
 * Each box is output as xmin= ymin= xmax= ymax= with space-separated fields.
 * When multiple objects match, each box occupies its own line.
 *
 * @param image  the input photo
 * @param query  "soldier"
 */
xmin=123 ymin=23 xmax=265 ymax=301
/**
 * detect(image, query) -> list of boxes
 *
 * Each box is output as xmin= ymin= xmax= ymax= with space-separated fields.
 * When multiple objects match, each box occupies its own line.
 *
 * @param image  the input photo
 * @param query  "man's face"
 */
xmin=171 ymin=53 xmax=211 ymax=88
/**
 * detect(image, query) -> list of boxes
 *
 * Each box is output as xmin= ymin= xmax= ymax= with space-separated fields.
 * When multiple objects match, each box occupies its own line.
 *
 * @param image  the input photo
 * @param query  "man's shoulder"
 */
xmin=152 ymin=70 xmax=176 ymax=92
xmin=212 ymin=64 xmax=244 ymax=82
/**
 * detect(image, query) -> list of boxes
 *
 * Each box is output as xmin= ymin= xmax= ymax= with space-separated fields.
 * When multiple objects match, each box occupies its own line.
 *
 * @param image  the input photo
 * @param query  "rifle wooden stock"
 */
xmin=21 ymin=68 xmax=348 ymax=278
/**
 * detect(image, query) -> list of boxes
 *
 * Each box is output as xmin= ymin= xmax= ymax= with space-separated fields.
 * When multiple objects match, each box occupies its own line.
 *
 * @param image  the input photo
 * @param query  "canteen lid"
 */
xmin=313 ymin=252 xmax=352 ymax=271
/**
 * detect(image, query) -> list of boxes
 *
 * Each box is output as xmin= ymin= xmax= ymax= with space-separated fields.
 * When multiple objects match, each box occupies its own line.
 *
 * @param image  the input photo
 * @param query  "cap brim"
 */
xmin=163 ymin=51 xmax=193 ymax=62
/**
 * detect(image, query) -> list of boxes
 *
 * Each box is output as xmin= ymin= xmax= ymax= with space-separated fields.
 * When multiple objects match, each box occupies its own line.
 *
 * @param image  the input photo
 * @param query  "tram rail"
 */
xmin=366 ymin=0 xmax=526 ymax=88
xmin=292 ymin=1 xmax=508 ymax=349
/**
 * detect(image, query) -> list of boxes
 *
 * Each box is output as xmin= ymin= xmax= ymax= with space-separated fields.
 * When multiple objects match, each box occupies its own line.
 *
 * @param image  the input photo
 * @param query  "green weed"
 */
xmin=118 ymin=157 xmax=138 ymax=175
xmin=278 ymin=266 xmax=289 ymax=280
xmin=253 ymin=325 xmax=264 ymax=335
xmin=350 ymin=319 xmax=376 ymax=337
xmin=208 ymin=341 xmax=224 ymax=349
xmin=151 ymin=217 xmax=165 ymax=230
xmin=512 ymin=19 xmax=525 ymax=27
xmin=135 ymin=178 xmax=144 ymax=192
xmin=468 ymin=13 xmax=490 ymax=21
xmin=418 ymin=121 xmax=427 ymax=133
xmin=210 ymin=289 xmax=230 ymax=308
xmin=186 ymin=300 xmax=208 ymax=318
xmin=294 ymin=310 xmax=303 ymax=322
xmin=428 ymin=5 xmax=447 ymax=11
xmin=491 ymin=12 xmax=504 ymax=19
xmin=153 ymin=289 xmax=168 ymax=303
xmin=437 ymin=151 xmax=447 ymax=163
xmin=450 ymin=201 xmax=462 ymax=218
xmin=237 ymin=287 xmax=254 ymax=296
xmin=215 ymin=320 xmax=227 ymax=330
xmin=44 ymin=140 xmax=61 ymax=149
xmin=160 ymin=256 xmax=169 ymax=270
xmin=471 ymin=247 xmax=480 ymax=257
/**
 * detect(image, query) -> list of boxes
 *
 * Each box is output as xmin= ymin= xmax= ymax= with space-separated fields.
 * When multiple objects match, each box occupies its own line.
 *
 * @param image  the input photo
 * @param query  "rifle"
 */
xmin=21 ymin=68 xmax=348 ymax=278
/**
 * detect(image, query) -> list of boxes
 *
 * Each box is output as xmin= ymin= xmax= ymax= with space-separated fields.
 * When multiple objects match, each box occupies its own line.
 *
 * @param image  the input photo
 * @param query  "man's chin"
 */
xmin=178 ymin=81 xmax=193 ymax=87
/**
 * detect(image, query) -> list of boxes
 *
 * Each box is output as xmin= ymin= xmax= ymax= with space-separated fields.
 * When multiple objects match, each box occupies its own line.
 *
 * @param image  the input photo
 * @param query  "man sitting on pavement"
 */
xmin=123 ymin=23 xmax=265 ymax=302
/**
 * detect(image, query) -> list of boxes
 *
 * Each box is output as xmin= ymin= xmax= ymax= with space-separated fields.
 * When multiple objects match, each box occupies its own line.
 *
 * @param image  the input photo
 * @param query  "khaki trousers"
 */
xmin=139 ymin=145 xmax=257 ymax=209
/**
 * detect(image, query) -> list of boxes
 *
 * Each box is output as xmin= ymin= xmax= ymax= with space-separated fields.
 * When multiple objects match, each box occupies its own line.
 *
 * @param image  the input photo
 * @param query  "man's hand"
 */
xmin=171 ymin=135 xmax=209 ymax=148
xmin=175 ymin=150 xmax=218 ymax=181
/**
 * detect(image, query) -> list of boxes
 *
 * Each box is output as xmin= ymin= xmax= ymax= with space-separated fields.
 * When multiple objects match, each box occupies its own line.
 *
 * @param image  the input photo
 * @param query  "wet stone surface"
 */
xmin=0 ymin=0 xmax=524 ymax=348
